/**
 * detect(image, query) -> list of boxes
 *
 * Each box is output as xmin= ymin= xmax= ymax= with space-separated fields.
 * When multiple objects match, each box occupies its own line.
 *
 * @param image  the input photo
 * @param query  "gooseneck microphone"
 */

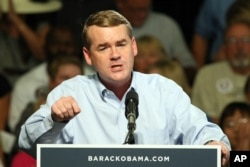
xmin=124 ymin=89 xmax=139 ymax=144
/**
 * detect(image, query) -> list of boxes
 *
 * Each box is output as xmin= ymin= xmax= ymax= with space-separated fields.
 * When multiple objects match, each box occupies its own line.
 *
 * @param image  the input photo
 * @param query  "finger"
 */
xmin=71 ymin=100 xmax=81 ymax=115
xmin=221 ymin=143 xmax=230 ymax=167
xmin=206 ymin=141 xmax=230 ymax=166
xmin=51 ymin=104 xmax=65 ymax=122
xmin=63 ymin=102 xmax=74 ymax=118
xmin=221 ymin=157 xmax=227 ymax=167
xmin=66 ymin=96 xmax=81 ymax=115
xmin=52 ymin=97 xmax=71 ymax=118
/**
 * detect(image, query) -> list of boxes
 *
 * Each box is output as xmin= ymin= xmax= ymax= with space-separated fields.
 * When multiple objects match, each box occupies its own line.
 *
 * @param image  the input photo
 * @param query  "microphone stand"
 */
xmin=123 ymin=123 xmax=136 ymax=144
xmin=123 ymin=89 xmax=139 ymax=144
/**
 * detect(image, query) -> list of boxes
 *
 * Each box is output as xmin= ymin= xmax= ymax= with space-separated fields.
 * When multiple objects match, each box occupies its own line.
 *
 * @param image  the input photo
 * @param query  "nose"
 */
xmin=232 ymin=124 xmax=240 ymax=132
xmin=236 ymin=40 xmax=244 ymax=49
xmin=110 ymin=47 xmax=120 ymax=60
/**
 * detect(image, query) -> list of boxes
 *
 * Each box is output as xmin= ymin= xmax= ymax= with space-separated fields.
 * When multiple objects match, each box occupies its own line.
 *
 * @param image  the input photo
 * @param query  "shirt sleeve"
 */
xmin=169 ymin=85 xmax=227 ymax=145
xmin=18 ymin=87 xmax=67 ymax=149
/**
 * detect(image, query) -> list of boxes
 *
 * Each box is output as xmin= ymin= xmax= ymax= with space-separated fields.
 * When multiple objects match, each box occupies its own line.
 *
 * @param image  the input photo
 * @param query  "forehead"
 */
xmin=225 ymin=23 xmax=250 ymax=37
xmin=87 ymin=25 xmax=130 ymax=43
xmin=225 ymin=109 xmax=248 ymax=119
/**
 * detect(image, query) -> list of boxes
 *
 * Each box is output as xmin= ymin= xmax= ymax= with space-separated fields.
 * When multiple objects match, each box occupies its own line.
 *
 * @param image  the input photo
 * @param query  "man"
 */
xmin=192 ymin=20 xmax=250 ymax=124
xmin=10 ymin=55 xmax=84 ymax=167
xmin=191 ymin=0 xmax=236 ymax=68
xmin=19 ymin=10 xmax=230 ymax=166
xmin=8 ymin=25 xmax=94 ymax=133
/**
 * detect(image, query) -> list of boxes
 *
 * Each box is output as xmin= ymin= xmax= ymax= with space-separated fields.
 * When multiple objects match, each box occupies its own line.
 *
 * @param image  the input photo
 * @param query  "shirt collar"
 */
xmin=94 ymin=72 xmax=137 ymax=100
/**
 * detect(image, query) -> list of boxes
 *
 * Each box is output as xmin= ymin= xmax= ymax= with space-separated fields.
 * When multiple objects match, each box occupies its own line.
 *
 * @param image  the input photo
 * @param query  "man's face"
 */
xmin=83 ymin=25 xmax=137 ymax=86
xmin=224 ymin=23 xmax=250 ymax=69
xmin=116 ymin=0 xmax=151 ymax=27
xmin=222 ymin=110 xmax=249 ymax=150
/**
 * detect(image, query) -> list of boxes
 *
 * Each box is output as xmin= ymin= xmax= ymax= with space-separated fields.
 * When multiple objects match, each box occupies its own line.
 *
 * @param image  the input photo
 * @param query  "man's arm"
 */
xmin=191 ymin=34 xmax=208 ymax=68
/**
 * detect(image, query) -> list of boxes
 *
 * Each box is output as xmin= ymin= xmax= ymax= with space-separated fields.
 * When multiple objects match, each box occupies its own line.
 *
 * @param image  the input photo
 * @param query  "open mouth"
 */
xmin=111 ymin=64 xmax=122 ymax=71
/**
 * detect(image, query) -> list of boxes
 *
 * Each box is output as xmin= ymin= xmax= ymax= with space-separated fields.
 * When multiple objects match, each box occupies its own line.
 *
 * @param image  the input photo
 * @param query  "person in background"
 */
xmin=114 ymin=0 xmax=197 ymax=86
xmin=191 ymin=0 xmax=236 ymax=68
xmin=219 ymin=102 xmax=250 ymax=150
xmin=192 ymin=19 xmax=250 ymax=124
xmin=135 ymin=35 xmax=191 ymax=96
xmin=18 ymin=10 xmax=230 ymax=166
xmin=226 ymin=0 xmax=250 ymax=27
xmin=0 ymin=0 xmax=62 ymax=84
xmin=10 ymin=55 xmax=83 ymax=167
xmin=8 ymin=25 xmax=92 ymax=134
xmin=215 ymin=0 xmax=250 ymax=62
xmin=0 ymin=74 xmax=12 ymax=167
xmin=147 ymin=60 xmax=191 ymax=97
xmin=134 ymin=35 xmax=168 ymax=73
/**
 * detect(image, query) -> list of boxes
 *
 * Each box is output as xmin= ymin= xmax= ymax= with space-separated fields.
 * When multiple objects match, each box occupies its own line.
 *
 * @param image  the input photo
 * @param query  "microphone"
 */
xmin=125 ymin=89 xmax=139 ymax=132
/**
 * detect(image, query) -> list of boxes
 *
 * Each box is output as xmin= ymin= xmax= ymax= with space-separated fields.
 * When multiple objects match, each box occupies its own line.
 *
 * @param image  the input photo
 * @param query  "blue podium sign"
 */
xmin=37 ymin=144 xmax=220 ymax=167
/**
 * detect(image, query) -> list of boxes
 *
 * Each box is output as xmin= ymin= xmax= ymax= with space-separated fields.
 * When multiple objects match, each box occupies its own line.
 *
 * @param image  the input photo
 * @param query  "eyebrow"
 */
xmin=97 ymin=39 xmax=128 ymax=47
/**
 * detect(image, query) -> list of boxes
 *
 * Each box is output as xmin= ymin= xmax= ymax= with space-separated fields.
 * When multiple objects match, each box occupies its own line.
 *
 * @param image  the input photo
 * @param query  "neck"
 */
xmin=232 ymin=66 xmax=250 ymax=75
xmin=98 ymin=74 xmax=132 ymax=100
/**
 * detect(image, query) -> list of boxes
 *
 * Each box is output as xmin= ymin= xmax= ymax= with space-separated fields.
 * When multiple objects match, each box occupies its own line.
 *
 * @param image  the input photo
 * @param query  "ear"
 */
xmin=83 ymin=47 xmax=93 ymax=66
xmin=132 ymin=37 xmax=138 ymax=57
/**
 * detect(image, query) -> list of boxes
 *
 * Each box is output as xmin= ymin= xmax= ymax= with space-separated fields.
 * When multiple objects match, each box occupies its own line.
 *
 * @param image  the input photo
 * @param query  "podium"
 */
xmin=37 ymin=144 xmax=221 ymax=167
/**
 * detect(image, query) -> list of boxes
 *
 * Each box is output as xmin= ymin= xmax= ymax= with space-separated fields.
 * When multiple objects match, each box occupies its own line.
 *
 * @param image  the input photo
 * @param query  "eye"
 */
xmin=98 ymin=46 xmax=108 ymax=51
xmin=117 ymin=43 xmax=125 ymax=47
xmin=117 ymin=40 xmax=127 ymax=47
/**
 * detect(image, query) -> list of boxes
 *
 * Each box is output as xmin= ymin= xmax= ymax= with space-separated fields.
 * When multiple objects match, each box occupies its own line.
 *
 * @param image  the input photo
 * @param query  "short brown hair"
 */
xmin=82 ymin=10 xmax=133 ymax=49
xmin=47 ymin=55 xmax=83 ymax=79
xmin=226 ymin=0 xmax=250 ymax=26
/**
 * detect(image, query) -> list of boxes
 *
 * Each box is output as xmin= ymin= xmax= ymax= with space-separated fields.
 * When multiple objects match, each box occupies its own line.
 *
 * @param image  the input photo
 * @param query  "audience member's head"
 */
xmin=226 ymin=0 xmax=250 ymax=26
xmin=44 ymin=25 xmax=79 ymax=63
xmin=219 ymin=102 xmax=250 ymax=150
xmin=147 ymin=59 xmax=191 ymax=96
xmin=114 ymin=0 xmax=151 ymax=27
xmin=223 ymin=20 xmax=250 ymax=74
xmin=34 ymin=54 xmax=83 ymax=110
xmin=135 ymin=35 xmax=168 ymax=73
xmin=47 ymin=55 xmax=84 ymax=90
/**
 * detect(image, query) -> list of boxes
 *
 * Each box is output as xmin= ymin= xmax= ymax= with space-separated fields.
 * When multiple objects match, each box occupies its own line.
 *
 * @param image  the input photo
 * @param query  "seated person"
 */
xmin=219 ymin=102 xmax=250 ymax=150
xmin=10 ymin=54 xmax=83 ymax=167
xmin=8 ymin=25 xmax=94 ymax=133
xmin=147 ymin=60 xmax=191 ymax=96
xmin=135 ymin=35 xmax=191 ymax=95
xmin=134 ymin=35 xmax=168 ymax=73
xmin=192 ymin=19 xmax=250 ymax=124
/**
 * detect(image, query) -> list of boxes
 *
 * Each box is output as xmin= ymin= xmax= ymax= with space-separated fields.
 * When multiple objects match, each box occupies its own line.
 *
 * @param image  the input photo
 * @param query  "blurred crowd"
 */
xmin=1 ymin=0 xmax=250 ymax=166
